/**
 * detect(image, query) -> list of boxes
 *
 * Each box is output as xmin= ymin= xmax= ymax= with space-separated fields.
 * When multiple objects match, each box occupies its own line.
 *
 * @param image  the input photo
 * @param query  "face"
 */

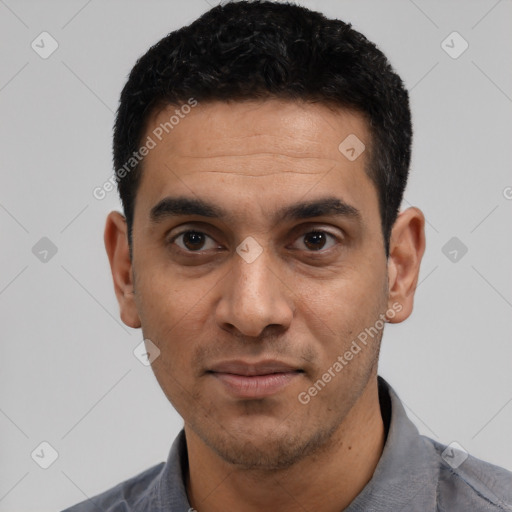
xmin=106 ymin=99 xmax=422 ymax=470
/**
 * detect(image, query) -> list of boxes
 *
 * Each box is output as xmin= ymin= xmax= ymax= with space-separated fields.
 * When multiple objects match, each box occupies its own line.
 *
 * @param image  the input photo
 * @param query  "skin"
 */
xmin=104 ymin=99 xmax=425 ymax=512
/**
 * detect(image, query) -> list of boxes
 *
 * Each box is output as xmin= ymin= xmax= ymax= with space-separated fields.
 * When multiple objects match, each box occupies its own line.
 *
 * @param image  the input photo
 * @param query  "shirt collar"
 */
xmin=344 ymin=376 xmax=439 ymax=511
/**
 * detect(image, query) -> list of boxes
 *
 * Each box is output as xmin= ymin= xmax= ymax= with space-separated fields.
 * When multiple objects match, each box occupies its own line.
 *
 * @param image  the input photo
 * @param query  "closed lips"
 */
xmin=207 ymin=360 xmax=304 ymax=376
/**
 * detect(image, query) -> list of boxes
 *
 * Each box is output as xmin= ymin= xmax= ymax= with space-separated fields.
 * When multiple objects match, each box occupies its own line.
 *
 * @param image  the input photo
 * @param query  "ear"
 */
xmin=386 ymin=207 xmax=426 ymax=323
xmin=104 ymin=211 xmax=141 ymax=329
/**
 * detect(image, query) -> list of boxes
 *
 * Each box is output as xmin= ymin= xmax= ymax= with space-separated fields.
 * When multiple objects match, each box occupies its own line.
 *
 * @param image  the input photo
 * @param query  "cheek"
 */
xmin=135 ymin=271 xmax=211 ymax=365
xmin=136 ymin=260 xmax=205 ymax=320
xmin=295 ymin=261 xmax=386 ymax=332
xmin=137 ymin=276 xmax=211 ymax=410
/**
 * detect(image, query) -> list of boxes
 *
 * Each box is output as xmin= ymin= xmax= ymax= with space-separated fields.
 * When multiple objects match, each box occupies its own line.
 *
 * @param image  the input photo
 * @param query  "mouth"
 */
xmin=207 ymin=359 xmax=304 ymax=399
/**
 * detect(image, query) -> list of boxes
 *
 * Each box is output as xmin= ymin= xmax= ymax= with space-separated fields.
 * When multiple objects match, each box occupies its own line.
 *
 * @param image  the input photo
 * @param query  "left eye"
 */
xmin=293 ymin=230 xmax=338 ymax=251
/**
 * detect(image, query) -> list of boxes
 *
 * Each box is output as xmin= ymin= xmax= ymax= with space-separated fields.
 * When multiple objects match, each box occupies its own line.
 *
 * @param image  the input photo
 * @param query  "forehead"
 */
xmin=146 ymin=99 xmax=368 ymax=162
xmin=135 ymin=99 xmax=377 ymax=226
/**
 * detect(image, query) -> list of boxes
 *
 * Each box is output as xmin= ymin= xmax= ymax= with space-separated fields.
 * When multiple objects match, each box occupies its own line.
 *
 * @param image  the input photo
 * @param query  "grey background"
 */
xmin=1 ymin=0 xmax=511 ymax=510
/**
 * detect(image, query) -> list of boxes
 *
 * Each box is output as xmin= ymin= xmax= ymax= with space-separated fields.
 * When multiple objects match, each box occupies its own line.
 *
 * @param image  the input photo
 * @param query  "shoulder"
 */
xmin=426 ymin=437 xmax=512 ymax=511
xmin=61 ymin=461 xmax=165 ymax=511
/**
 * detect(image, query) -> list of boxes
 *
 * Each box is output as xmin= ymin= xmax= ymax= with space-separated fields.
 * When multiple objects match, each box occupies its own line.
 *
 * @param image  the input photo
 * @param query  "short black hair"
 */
xmin=113 ymin=0 xmax=412 ymax=258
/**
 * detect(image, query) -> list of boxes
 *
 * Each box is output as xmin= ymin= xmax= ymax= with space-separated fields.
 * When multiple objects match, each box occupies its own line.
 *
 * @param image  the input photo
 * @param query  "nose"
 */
xmin=214 ymin=244 xmax=294 ymax=339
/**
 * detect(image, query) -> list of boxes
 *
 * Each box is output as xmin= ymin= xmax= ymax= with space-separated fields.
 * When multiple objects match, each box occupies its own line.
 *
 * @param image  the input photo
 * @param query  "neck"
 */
xmin=185 ymin=377 xmax=385 ymax=512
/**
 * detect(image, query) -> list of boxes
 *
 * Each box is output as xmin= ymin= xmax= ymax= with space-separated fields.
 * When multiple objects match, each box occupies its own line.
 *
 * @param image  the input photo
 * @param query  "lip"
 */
xmin=208 ymin=359 xmax=300 ymax=376
xmin=207 ymin=359 xmax=303 ymax=399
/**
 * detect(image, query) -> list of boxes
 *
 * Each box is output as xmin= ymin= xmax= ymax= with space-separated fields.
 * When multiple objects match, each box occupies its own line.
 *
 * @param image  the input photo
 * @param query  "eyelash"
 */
xmin=168 ymin=228 xmax=342 ymax=255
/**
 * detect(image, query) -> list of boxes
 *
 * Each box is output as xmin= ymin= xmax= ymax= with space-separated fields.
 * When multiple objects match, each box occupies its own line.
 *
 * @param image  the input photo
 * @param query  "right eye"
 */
xmin=169 ymin=230 xmax=221 ymax=253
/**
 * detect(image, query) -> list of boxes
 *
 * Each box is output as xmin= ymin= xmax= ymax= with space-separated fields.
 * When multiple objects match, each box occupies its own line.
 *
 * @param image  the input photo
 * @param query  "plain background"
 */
xmin=1 ymin=0 xmax=511 ymax=510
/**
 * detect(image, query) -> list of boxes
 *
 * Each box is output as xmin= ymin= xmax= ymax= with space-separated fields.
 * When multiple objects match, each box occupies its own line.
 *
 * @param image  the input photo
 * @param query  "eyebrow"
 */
xmin=149 ymin=195 xmax=361 ymax=225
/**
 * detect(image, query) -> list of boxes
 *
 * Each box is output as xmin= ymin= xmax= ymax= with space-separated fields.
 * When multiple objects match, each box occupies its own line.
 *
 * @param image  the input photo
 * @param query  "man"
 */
xmin=64 ymin=1 xmax=512 ymax=510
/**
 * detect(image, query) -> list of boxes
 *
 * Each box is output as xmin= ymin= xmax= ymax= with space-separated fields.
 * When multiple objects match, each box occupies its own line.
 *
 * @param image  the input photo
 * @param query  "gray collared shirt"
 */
xmin=62 ymin=376 xmax=512 ymax=511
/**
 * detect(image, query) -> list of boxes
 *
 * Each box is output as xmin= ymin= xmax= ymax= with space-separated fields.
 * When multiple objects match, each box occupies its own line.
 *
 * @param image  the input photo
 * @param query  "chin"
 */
xmin=194 ymin=416 xmax=333 ymax=471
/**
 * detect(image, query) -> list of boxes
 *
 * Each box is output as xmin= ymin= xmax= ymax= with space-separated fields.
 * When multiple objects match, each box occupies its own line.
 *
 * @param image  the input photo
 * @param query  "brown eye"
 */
xmin=171 ymin=231 xmax=218 ymax=252
xmin=295 ymin=230 xmax=339 ymax=252
xmin=303 ymin=231 xmax=328 ymax=251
